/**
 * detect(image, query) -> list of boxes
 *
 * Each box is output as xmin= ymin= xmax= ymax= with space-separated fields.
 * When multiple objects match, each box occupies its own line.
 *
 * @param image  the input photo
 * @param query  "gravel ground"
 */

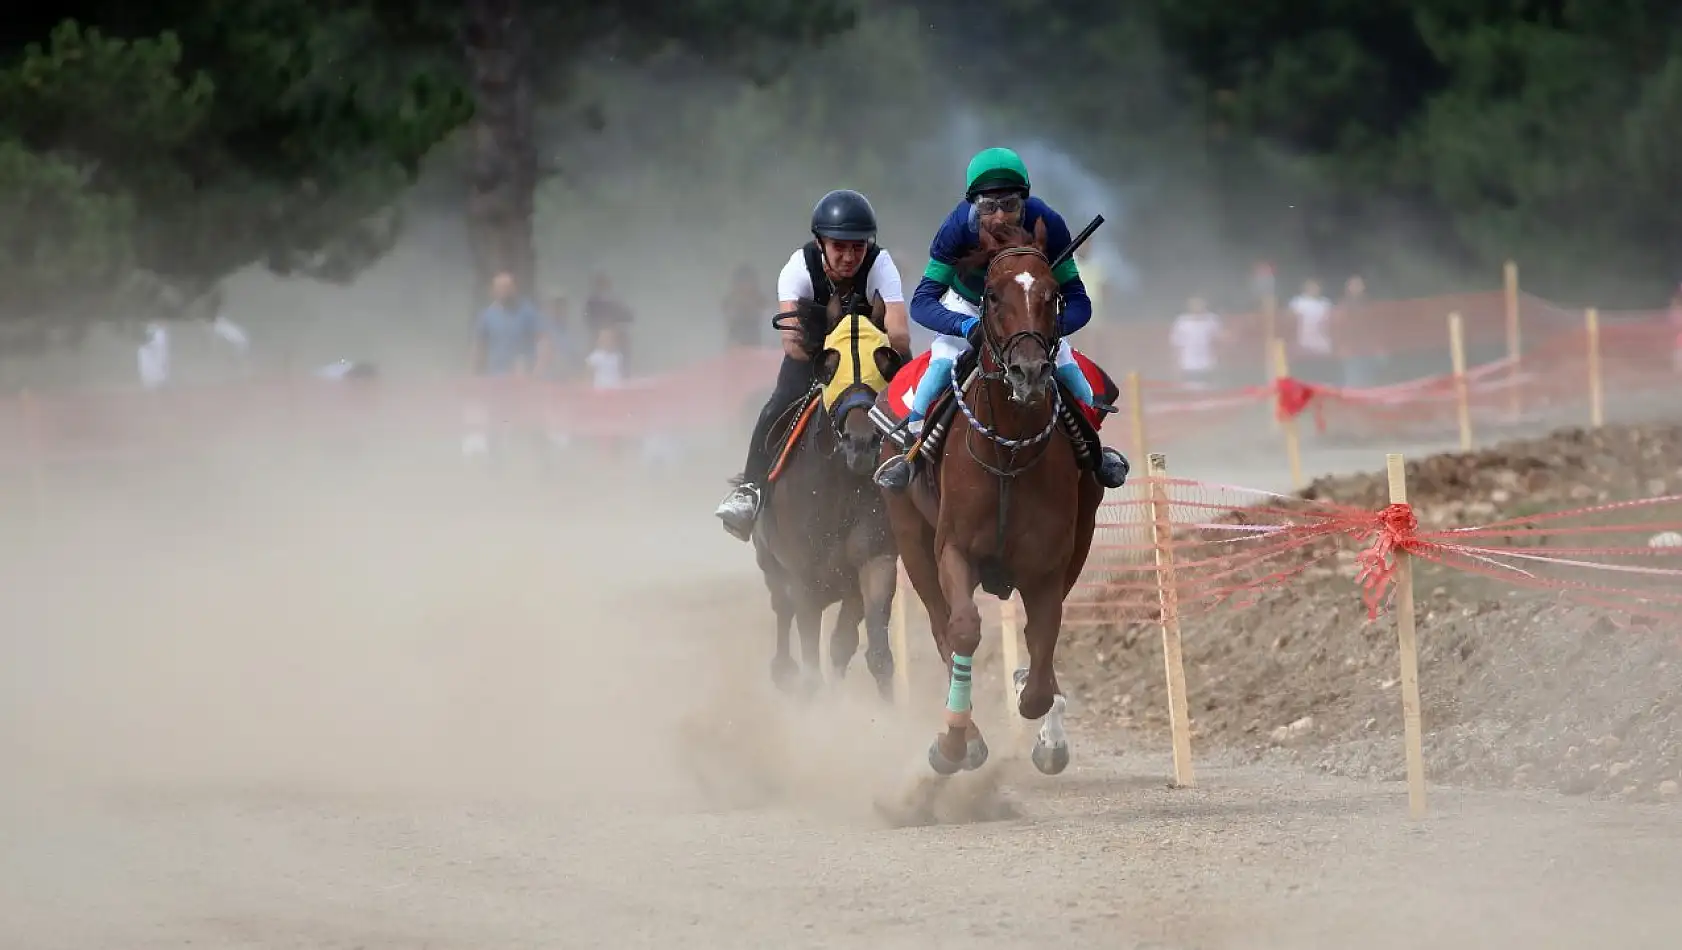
xmin=2 ymin=436 xmax=1680 ymax=950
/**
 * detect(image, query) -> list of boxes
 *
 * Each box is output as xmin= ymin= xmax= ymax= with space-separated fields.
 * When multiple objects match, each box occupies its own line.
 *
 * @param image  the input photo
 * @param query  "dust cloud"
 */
xmin=6 ymin=12 xmax=1682 ymax=948
xmin=0 ymin=441 xmax=972 ymax=823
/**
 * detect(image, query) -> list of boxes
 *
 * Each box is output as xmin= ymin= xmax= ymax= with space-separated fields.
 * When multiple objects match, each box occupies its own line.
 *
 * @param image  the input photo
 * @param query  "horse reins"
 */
xmin=945 ymin=245 xmax=1069 ymax=561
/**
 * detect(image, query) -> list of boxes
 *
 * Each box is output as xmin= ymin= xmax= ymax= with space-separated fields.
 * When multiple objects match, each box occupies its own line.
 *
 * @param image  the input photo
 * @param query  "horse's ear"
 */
xmin=874 ymin=346 xmax=904 ymax=383
xmin=818 ymin=348 xmax=841 ymax=385
xmin=869 ymin=291 xmax=887 ymax=331
xmin=1033 ymin=218 xmax=1050 ymax=254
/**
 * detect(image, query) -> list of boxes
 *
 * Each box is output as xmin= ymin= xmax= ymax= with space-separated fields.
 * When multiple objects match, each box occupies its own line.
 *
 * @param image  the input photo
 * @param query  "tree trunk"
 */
xmin=463 ymin=0 xmax=537 ymax=298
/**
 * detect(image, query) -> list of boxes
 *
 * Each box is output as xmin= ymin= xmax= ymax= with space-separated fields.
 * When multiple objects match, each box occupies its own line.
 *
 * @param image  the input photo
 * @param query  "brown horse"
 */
xmin=754 ymin=292 xmax=907 ymax=698
xmin=876 ymin=220 xmax=1102 ymax=775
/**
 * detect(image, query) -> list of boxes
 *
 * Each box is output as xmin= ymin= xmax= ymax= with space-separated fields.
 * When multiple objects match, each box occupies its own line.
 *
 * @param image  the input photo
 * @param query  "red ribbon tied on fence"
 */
xmin=1353 ymin=502 xmax=1420 ymax=620
xmin=1273 ymin=376 xmax=1327 ymax=431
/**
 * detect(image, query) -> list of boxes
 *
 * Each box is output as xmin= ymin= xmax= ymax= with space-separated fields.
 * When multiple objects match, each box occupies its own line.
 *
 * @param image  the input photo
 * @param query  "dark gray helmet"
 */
xmin=810 ymin=189 xmax=878 ymax=242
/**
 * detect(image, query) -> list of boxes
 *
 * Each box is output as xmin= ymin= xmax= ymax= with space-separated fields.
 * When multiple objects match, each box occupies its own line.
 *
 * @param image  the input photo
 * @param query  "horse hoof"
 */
xmin=1011 ymin=667 xmax=1029 ymax=699
xmin=928 ymin=739 xmax=965 ymax=776
xmin=874 ymin=675 xmax=896 ymax=704
xmin=1031 ymin=740 xmax=1071 ymax=776
xmin=964 ymin=735 xmax=990 ymax=772
xmin=865 ymin=648 xmax=894 ymax=681
xmin=770 ymin=656 xmax=799 ymax=693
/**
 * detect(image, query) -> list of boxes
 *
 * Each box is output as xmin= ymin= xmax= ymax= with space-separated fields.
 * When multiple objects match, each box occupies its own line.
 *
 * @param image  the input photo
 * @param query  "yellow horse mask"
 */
xmin=821 ymin=312 xmax=893 ymax=411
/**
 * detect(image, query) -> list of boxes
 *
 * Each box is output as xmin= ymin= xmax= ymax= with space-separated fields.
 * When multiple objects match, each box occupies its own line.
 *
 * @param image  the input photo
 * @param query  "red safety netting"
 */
xmin=2 ymin=284 xmax=1679 ymax=470
xmin=1066 ymin=476 xmax=1682 ymax=629
xmin=0 ymin=346 xmax=784 ymax=471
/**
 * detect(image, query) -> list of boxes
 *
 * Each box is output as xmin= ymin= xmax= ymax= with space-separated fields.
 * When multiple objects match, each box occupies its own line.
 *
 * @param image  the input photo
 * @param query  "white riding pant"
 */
xmin=929 ymin=289 xmax=1076 ymax=367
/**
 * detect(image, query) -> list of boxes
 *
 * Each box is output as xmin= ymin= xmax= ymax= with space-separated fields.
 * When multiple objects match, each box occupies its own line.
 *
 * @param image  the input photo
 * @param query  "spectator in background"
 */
xmin=469 ymin=271 xmax=542 ymax=377
xmin=137 ymin=321 xmax=170 ymax=390
xmin=201 ymin=286 xmax=251 ymax=362
xmin=463 ymin=271 xmax=543 ymax=464
xmin=722 ymin=264 xmax=767 ymax=348
xmin=584 ymin=271 xmax=636 ymax=372
xmin=1288 ymin=278 xmax=1336 ymax=383
xmin=586 ymin=324 xmax=626 ymax=390
xmin=1169 ymin=295 xmax=1228 ymax=390
xmin=1335 ymin=274 xmax=1383 ymax=388
xmin=541 ymin=292 xmax=583 ymax=380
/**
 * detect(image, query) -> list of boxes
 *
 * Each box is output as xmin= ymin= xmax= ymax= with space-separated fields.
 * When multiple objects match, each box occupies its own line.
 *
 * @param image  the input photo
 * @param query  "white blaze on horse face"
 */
xmin=1013 ymin=271 xmax=1037 ymax=316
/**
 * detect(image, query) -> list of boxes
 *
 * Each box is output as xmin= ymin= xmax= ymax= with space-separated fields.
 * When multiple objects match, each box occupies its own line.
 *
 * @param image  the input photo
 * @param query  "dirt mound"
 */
xmin=1062 ymin=422 xmax=1682 ymax=803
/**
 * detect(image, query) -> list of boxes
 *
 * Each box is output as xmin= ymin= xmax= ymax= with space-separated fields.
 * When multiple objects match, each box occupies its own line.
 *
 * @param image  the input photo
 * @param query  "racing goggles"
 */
xmin=972 ymin=192 xmax=1024 ymax=216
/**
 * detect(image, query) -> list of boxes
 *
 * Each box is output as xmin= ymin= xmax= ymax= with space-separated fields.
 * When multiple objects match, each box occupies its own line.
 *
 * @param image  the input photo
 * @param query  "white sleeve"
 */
xmin=775 ymin=250 xmax=812 ymax=304
xmin=866 ymin=249 xmax=906 ymax=303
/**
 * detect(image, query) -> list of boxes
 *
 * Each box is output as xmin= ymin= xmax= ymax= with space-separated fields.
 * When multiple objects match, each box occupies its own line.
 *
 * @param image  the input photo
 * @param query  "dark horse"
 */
xmin=876 ymin=220 xmax=1103 ymax=775
xmin=755 ymin=292 xmax=908 ymax=699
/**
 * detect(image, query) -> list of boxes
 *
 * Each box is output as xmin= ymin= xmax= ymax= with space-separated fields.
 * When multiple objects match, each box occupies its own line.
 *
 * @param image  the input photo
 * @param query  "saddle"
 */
xmin=892 ymin=348 xmax=1106 ymax=483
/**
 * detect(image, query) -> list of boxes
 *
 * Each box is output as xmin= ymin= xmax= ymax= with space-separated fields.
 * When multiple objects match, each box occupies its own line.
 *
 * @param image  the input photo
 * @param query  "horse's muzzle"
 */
xmin=1003 ymin=359 xmax=1054 ymax=405
xmin=841 ymin=432 xmax=880 ymax=476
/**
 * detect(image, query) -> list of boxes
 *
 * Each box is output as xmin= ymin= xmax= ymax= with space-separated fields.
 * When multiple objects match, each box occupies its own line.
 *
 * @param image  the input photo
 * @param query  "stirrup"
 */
xmin=873 ymin=453 xmax=914 ymax=492
xmin=715 ymin=483 xmax=762 ymax=541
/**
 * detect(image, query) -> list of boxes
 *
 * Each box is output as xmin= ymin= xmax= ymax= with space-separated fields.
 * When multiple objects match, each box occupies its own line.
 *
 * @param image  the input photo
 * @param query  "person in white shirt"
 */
xmin=713 ymin=188 xmax=910 ymax=541
xmin=1169 ymin=296 xmax=1228 ymax=389
xmin=585 ymin=325 xmax=625 ymax=390
xmin=1289 ymin=279 xmax=1333 ymax=357
xmin=137 ymin=322 xmax=170 ymax=390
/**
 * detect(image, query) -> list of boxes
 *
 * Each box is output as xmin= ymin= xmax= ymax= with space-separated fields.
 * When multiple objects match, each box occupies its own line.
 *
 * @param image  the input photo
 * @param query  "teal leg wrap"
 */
xmin=911 ymin=357 xmax=954 ymax=421
xmin=945 ymin=653 xmax=974 ymax=713
xmin=1054 ymin=361 xmax=1095 ymax=407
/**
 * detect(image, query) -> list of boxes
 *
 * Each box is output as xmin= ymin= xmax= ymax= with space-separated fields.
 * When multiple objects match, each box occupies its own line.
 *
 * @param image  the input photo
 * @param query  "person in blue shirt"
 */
xmin=875 ymin=147 xmax=1130 ymax=491
xmin=470 ymin=272 xmax=543 ymax=377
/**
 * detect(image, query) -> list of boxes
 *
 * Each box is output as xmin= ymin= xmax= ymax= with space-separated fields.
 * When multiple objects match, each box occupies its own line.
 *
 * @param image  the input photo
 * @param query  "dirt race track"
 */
xmin=2 ymin=436 xmax=1680 ymax=950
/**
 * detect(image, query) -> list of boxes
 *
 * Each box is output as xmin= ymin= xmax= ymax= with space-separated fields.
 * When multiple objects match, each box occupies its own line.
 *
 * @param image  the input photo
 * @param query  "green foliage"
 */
xmin=0 ymin=7 xmax=472 ymax=344
xmin=922 ymin=0 xmax=1682 ymax=306
xmin=0 ymin=0 xmax=857 ymax=343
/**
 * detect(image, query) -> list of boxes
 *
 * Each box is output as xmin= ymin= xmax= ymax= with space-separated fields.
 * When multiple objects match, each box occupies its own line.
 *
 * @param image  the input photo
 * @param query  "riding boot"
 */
xmin=715 ymin=482 xmax=762 ymax=541
xmin=716 ymin=378 xmax=800 ymax=541
xmin=872 ymin=418 xmax=921 ymax=492
xmin=715 ymin=412 xmax=778 ymax=541
xmin=1095 ymin=446 xmax=1131 ymax=489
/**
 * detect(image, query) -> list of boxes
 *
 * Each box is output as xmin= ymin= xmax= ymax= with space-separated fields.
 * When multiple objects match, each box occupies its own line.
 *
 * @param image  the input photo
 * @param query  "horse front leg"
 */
xmin=792 ymin=590 xmax=825 ymax=697
xmin=761 ymin=562 xmax=799 ymax=693
xmin=928 ymin=543 xmax=988 ymax=775
xmin=885 ymin=493 xmax=951 ymax=665
xmin=857 ymin=553 xmax=898 ymax=702
xmin=1016 ymin=574 xmax=1071 ymax=775
xmin=830 ymin=593 xmax=863 ymax=683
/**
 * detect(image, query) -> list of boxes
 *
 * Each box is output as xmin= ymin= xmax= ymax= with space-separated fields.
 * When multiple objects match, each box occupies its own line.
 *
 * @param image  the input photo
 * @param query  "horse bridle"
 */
xmin=946 ymin=245 xmax=1069 ymax=560
xmin=949 ymin=245 xmax=1066 ymax=461
xmin=977 ymin=246 xmax=1065 ymax=385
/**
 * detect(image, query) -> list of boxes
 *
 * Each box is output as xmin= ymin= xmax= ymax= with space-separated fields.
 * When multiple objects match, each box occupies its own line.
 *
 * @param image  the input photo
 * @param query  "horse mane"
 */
xmin=955 ymin=218 xmax=1048 ymax=274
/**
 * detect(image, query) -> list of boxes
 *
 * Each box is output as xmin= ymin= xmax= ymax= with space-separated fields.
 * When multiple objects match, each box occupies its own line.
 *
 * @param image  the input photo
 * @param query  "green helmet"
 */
xmin=964 ymin=147 xmax=1031 ymax=200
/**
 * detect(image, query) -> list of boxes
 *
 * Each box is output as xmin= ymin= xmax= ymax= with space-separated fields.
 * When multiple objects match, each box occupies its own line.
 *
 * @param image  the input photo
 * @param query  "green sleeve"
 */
xmin=1052 ymin=258 xmax=1080 ymax=286
xmin=923 ymin=259 xmax=956 ymax=287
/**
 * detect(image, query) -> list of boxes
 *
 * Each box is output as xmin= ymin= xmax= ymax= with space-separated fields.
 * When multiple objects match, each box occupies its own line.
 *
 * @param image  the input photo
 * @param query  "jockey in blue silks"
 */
xmin=874 ymin=146 xmax=1130 ymax=491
